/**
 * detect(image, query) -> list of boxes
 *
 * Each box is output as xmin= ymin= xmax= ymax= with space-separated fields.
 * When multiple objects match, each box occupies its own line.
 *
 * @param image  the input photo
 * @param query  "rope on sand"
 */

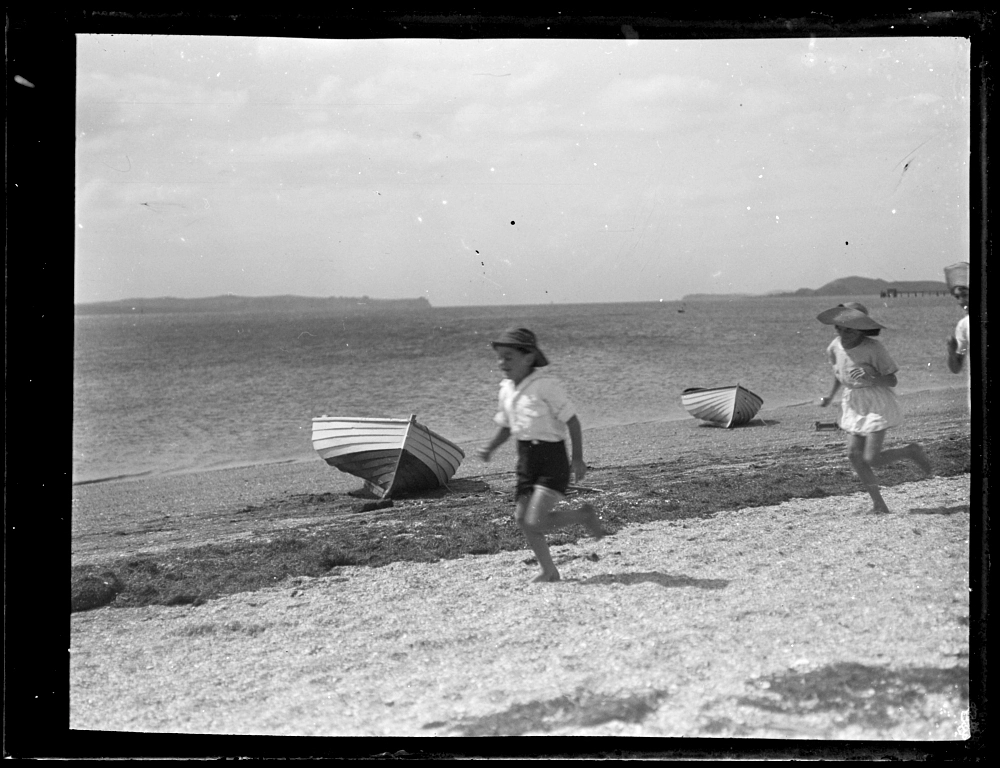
xmin=566 ymin=484 xmax=605 ymax=494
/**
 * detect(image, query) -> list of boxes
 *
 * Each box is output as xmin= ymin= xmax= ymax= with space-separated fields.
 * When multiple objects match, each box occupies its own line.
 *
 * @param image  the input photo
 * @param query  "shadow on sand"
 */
xmin=423 ymin=687 xmax=668 ymax=737
xmin=909 ymin=504 xmax=970 ymax=516
xmin=577 ymin=572 xmax=729 ymax=590
xmin=736 ymin=661 xmax=969 ymax=733
xmin=344 ymin=476 xmax=495 ymax=501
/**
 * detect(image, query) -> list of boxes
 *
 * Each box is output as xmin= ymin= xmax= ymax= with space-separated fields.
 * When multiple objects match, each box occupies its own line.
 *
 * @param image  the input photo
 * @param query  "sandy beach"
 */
xmin=69 ymin=388 xmax=977 ymax=745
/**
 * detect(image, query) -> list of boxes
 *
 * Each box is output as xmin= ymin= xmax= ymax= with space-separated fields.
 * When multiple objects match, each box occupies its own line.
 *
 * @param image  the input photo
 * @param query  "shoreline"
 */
xmin=71 ymin=387 xmax=972 ymax=568
xmin=72 ymin=382 xmax=968 ymax=488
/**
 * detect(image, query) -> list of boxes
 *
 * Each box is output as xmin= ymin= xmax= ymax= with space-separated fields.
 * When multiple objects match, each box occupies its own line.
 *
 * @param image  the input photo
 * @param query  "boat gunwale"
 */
xmin=311 ymin=415 xmax=465 ymax=457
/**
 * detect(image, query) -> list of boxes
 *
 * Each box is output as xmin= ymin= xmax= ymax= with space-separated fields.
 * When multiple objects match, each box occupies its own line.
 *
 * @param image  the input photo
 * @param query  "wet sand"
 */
xmin=71 ymin=387 xmax=971 ymax=562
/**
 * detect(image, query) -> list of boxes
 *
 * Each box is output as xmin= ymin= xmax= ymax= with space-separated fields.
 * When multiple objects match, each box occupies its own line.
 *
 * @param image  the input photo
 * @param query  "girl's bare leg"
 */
xmin=847 ymin=433 xmax=890 ymax=514
xmin=867 ymin=437 xmax=933 ymax=476
xmin=909 ymin=444 xmax=933 ymax=475
xmin=860 ymin=430 xmax=933 ymax=508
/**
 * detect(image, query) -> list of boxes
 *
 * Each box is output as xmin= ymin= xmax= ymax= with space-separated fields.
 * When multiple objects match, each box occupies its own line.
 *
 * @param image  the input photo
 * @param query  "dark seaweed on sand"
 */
xmin=71 ymin=430 xmax=970 ymax=612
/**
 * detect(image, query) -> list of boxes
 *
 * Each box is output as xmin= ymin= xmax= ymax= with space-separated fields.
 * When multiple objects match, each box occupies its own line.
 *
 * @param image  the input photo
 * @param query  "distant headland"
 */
xmin=74 ymin=295 xmax=433 ymax=316
xmin=683 ymin=275 xmax=950 ymax=301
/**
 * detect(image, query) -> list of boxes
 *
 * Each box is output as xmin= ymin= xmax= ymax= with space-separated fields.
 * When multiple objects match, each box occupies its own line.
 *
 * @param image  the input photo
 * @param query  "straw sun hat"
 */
xmin=490 ymin=327 xmax=549 ymax=367
xmin=816 ymin=302 xmax=887 ymax=331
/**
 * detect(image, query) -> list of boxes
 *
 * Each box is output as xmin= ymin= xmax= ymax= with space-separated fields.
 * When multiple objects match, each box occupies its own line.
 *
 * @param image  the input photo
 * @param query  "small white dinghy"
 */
xmin=311 ymin=415 xmax=465 ymax=498
xmin=681 ymin=384 xmax=764 ymax=428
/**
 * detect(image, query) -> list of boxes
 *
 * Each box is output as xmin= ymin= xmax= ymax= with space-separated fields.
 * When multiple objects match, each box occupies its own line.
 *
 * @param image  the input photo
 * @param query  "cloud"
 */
xmin=73 ymin=35 xmax=971 ymax=305
xmin=253 ymin=127 xmax=353 ymax=159
xmin=604 ymin=73 xmax=719 ymax=105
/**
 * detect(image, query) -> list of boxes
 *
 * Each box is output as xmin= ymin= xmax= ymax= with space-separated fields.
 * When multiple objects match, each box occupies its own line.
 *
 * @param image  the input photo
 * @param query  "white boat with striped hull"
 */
xmin=311 ymin=415 xmax=465 ymax=498
xmin=681 ymin=384 xmax=764 ymax=428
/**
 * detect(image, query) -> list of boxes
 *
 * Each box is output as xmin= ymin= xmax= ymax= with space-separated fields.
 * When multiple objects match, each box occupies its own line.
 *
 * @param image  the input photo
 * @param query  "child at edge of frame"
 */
xmin=477 ymin=327 xmax=607 ymax=582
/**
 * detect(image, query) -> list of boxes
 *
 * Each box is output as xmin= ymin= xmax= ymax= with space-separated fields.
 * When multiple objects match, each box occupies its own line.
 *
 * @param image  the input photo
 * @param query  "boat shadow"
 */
xmin=693 ymin=419 xmax=778 ymax=429
xmin=366 ymin=476 xmax=493 ymax=501
xmin=575 ymin=571 xmax=730 ymax=590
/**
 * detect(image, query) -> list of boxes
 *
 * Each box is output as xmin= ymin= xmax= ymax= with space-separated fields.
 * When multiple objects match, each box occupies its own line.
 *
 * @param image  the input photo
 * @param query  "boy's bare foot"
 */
xmin=909 ymin=443 xmax=933 ymax=476
xmin=532 ymin=571 xmax=561 ymax=583
xmin=855 ymin=504 xmax=890 ymax=515
xmin=580 ymin=503 xmax=606 ymax=539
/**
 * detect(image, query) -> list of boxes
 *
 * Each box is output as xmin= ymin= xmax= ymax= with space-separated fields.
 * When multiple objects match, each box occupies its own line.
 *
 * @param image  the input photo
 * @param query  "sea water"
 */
xmin=72 ymin=296 xmax=966 ymax=484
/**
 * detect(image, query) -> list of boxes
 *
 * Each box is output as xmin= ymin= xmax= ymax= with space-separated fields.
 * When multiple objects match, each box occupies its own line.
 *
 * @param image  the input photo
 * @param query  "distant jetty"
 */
xmin=683 ymin=275 xmax=950 ymax=301
xmin=75 ymin=295 xmax=433 ymax=316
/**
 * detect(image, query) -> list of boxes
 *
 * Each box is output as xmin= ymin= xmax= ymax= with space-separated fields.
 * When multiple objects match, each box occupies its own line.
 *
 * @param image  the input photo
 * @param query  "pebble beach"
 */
xmin=69 ymin=387 xmax=978 ymax=746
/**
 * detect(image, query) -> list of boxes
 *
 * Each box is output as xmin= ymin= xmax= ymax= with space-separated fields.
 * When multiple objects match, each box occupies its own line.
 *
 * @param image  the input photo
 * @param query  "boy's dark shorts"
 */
xmin=515 ymin=440 xmax=570 ymax=499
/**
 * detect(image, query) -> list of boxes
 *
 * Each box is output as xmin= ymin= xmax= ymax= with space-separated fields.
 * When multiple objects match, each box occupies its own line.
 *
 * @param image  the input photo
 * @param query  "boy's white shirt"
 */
xmin=494 ymin=369 xmax=576 ymax=442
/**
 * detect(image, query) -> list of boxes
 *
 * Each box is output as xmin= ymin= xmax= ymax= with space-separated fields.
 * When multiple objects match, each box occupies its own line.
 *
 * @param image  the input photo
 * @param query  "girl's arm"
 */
xmin=566 ymin=415 xmax=586 ymax=481
xmin=849 ymin=367 xmax=897 ymax=388
xmin=862 ymin=344 xmax=900 ymax=387
xmin=819 ymin=379 xmax=841 ymax=407
xmin=869 ymin=372 xmax=898 ymax=388
xmin=477 ymin=427 xmax=511 ymax=461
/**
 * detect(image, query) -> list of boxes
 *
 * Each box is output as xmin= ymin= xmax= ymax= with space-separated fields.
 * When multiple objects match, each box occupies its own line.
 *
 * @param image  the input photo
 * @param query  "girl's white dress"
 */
xmin=827 ymin=336 xmax=903 ymax=435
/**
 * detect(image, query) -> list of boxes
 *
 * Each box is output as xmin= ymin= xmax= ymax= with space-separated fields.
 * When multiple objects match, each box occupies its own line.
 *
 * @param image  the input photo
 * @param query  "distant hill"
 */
xmin=75 ymin=295 xmax=433 ymax=316
xmin=773 ymin=275 xmax=950 ymax=297
xmin=684 ymin=276 xmax=949 ymax=301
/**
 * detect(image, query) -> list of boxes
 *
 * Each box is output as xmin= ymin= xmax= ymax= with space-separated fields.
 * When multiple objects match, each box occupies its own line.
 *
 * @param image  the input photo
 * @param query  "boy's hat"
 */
xmin=944 ymin=262 xmax=970 ymax=292
xmin=491 ymin=327 xmax=549 ymax=367
xmin=816 ymin=303 xmax=887 ymax=331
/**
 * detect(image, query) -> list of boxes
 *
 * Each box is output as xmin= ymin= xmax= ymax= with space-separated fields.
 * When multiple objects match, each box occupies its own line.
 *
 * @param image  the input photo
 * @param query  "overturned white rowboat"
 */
xmin=311 ymin=414 xmax=465 ymax=498
xmin=681 ymin=384 xmax=764 ymax=428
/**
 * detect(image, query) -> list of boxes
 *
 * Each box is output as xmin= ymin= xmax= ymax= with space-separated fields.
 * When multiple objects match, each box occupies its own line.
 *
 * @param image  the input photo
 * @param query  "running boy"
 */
xmin=478 ymin=327 xmax=605 ymax=582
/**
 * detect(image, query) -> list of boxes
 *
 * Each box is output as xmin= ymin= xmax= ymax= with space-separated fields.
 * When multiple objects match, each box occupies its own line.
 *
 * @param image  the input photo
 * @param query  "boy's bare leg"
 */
xmin=577 ymin=502 xmax=606 ymax=538
xmin=516 ymin=491 xmax=561 ymax=582
xmin=526 ymin=486 xmax=606 ymax=538
xmin=545 ymin=502 xmax=605 ymax=537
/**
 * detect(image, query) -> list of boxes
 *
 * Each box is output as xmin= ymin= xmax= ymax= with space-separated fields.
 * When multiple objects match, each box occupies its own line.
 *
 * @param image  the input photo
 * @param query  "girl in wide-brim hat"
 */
xmin=817 ymin=304 xmax=932 ymax=514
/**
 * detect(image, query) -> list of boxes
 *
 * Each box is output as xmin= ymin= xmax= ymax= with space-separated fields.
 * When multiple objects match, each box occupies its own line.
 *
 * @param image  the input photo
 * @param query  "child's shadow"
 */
xmin=576 ymin=572 xmax=729 ymax=590
xmin=909 ymin=504 xmax=970 ymax=516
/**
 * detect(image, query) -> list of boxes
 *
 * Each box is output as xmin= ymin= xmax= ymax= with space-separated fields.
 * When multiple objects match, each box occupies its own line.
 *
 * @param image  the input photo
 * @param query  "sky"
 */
xmin=74 ymin=33 xmax=971 ymax=306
